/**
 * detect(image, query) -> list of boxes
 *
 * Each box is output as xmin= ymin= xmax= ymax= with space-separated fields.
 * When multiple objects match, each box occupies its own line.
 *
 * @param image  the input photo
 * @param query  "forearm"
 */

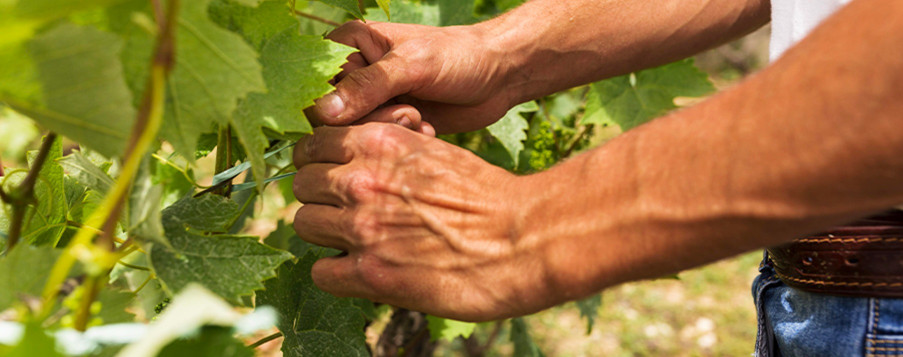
xmin=478 ymin=0 xmax=770 ymax=104
xmin=518 ymin=0 xmax=903 ymax=304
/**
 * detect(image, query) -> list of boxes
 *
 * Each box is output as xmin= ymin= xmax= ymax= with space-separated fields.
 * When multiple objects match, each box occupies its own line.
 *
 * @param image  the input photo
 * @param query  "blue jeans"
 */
xmin=754 ymin=252 xmax=903 ymax=356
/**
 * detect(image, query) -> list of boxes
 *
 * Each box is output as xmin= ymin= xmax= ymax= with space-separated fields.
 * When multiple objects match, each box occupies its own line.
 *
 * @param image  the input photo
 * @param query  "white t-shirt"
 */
xmin=770 ymin=0 xmax=852 ymax=61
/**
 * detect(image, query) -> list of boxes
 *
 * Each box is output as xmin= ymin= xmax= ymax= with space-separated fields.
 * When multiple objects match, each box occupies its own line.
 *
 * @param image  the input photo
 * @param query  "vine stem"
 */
xmin=248 ymin=332 xmax=283 ymax=348
xmin=73 ymin=274 xmax=104 ymax=331
xmin=225 ymin=189 xmax=257 ymax=229
xmin=151 ymin=154 xmax=203 ymax=188
xmin=133 ymin=274 xmax=153 ymax=294
xmin=561 ymin=124 xmax=592 ymax=158
xmin=484 ymin=321 xmax=504 ymax=350
xmin=0 ymin=133 xmax=58 ymax=253
xmin=213 ymin=125 xmax=233 ymax=196
xmin=116 ymin=261 xmax=150 ymax=271
xmin=38 ymin=0 xmax=179 ymax=322
xmin=401 ymin=326 xmax=430 ymax=357
xmin=293 ymin=9 xmax=341 ymax=27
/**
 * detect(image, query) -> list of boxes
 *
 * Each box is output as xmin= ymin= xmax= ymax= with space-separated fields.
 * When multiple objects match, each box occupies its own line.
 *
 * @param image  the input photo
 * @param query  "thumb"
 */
xmin=311 ymin=54 xmax=419 ymax=126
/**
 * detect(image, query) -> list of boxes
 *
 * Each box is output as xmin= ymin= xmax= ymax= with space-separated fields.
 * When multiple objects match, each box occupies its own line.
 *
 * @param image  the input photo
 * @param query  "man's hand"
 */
xmin=291 ymin=123 xmax=552 ymax=321
xmin=307 ymin=21 xmax=517 ymax=134
xmin=308 ymin=0 xmax=770 ymax=135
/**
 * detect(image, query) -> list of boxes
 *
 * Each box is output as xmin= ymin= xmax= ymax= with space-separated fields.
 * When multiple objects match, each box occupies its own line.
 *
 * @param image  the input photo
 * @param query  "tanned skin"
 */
xmin=292 ymin=0 xmax=903 ymax=322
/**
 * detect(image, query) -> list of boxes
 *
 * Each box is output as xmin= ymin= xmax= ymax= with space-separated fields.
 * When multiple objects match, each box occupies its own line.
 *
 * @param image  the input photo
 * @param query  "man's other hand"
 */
xmin=291 ymin=123 xmax=551 ymax=321
xmin=307 ymin=21 xmax=517 ymax=134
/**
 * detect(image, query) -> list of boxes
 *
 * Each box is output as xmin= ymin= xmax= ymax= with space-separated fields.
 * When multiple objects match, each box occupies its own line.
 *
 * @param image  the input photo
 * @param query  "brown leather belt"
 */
xmin=767 ymin=209 xmax=903 ymax=297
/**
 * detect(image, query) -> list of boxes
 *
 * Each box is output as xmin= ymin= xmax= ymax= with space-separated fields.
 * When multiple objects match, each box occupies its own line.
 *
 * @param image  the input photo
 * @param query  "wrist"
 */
xmin=513 ymin=146 xmax=640 ymax=306
xmin=505 ymin=168 xmax=613 ymax=312
xmin=471 ymin=15 xmax=539 ymax=107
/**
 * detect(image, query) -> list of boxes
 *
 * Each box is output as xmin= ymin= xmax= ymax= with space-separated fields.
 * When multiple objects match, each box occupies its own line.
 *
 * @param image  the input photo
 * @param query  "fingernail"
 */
xmin=317 ymin=93 xmax=345 ymax=119
xmin=396 ymin=115 xmax=413 ymax=128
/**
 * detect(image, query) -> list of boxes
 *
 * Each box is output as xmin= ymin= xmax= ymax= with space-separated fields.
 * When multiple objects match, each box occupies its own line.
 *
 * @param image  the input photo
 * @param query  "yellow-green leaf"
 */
xmin=2 ymin=23 xmax=136 ymax=158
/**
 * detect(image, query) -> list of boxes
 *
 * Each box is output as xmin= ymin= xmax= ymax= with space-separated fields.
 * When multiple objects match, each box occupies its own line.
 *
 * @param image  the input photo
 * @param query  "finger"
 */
xmin=398 ymin=97 xmax=510 ymax=134
xmin=293 ymin=163 xmax=346 ymax=206
xmin=321 ymin=21 xmax=391 ymax=95
xmin=418 ymin=121 xmax=437 ymax=137
xmin=350 ymin=104 xmax=422 ymax=131
xmin=325 ymin=21 xmax=390 ymax=65
xmin=293 ymin=204 xmax=353 ymax=251
xmin=332 ymin=52 xmax=369 ymax=84
xmin=308 ymin=21 xmax=395 ymax=126
xmin=293 ymin=126 xmax=354 ymax=168
xmin=310 ymin=52 xmax=422 ymax=126
xmin=310 ymin=255 xmax=372 ymax=298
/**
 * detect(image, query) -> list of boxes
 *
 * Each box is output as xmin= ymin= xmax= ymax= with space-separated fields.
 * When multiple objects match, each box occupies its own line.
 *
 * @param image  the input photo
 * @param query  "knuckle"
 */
xmin=326 ymin=20 xmax=367 ymax=44
xmin=396 ymin=43 xmax=433 ymax=83
xmin=349 ymin=208 xmax=381 ymax=241
xmin=358 ymin=123 xmax=407 ymax=155
xmin=342 ymin=170 xmax=376 ymax=203
xmin=344 ymin=67 xmax=382 ymax=92
xmin=303 ymin=132 xmax=321 ymax=161
xmin=293 ymin=136 xmax=311 ymax=168
xmin=292 ymin=205 xmax=310 ymax=234
xmin=310 ymin=261 xmax=346 ymax=295
xmin=354 ymin=256 xmax=393 ymax=295
xmin=291 ymin=170 xmax=305 ymax=201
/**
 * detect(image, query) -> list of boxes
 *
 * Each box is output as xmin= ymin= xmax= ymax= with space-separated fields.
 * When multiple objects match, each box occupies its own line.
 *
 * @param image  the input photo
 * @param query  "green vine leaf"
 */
xmin=375 ymin=0 xmax=391 ymax=19
xmin=61 ymin=176 xmax=89 ymax=230
xmin=58 ymin=150 xmax=142 ymax=233
xmin=575 ymin=294 xmax=602 ymax=334
xmin=0 ymin=43 xmax=41 ymax=113
xmin=215 ymin=0 xmax=355 ymax=192
xmin=314 ymin=0 xmax=363 ymax=19
xmin=510 ymin=317 xmax=545 ymax=357
xmin=486 ymin=101 xmax=538 ymax=167
xmin=238 ymin=26 xmax=355 ymax=137
xmin=230 ymin=0 xmax=262 ymax=7
xmin=149 ymin=195 xmax=292 ymax=303
xmin=425 ymin=315 xmax=476 ymax=342
xmin=22 ymin=135 xmax=67 ymax=246
xmin=365 ymin=1 xmax=438 ymax=25
xmin=0 ymin=0 xmax=130 ymax=47
xmin=150 ymin=156 xmax=196 ymax=208
xmin=232 ymin=28 xmax=353 ymax=191
xmin=4 ymin=321 xmax=63 ymax=357
xmin=1 ymin=23 xmax=136 ymax=158
xmin=0 ymin=245 xmax=60 ymax=311
xmin=158 ymin=326 xmax=254 ymax=357
xmin=258 ymin=250 xmax=370 ymax=357
xmin=124 ymin=0 xmax=268 ymax=160
xmin=582 ymin=58 xmax=714 ymax=131
xmin=209 ymin=0 xmax=299 ymax=50
xmin=129 ymin=157 xmax=169 ymax=249
xmin=57 ymin=152 xmax=114 ymax=195
xmin=94 ymin=288 xmax=138 ymax=325
xmin=262 ymin=220 xmax=316 ymax=258
xmin=366 ymin=0 xmax=470 ymax=26
xmin=438 ymin=0 xmax=475 ymax=26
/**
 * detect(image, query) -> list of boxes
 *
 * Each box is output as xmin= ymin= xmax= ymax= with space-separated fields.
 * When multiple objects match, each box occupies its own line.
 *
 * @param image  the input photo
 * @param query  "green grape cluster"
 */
xmin=154 ymin=298 xmax=171 ymax=315
xmin=527 ymin=119 xmax=557 ymax=172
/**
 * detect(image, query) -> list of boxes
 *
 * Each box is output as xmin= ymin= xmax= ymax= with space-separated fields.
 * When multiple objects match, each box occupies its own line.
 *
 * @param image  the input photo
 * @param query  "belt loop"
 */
xmin=759 ymin=250 xmax=773 ymax=272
